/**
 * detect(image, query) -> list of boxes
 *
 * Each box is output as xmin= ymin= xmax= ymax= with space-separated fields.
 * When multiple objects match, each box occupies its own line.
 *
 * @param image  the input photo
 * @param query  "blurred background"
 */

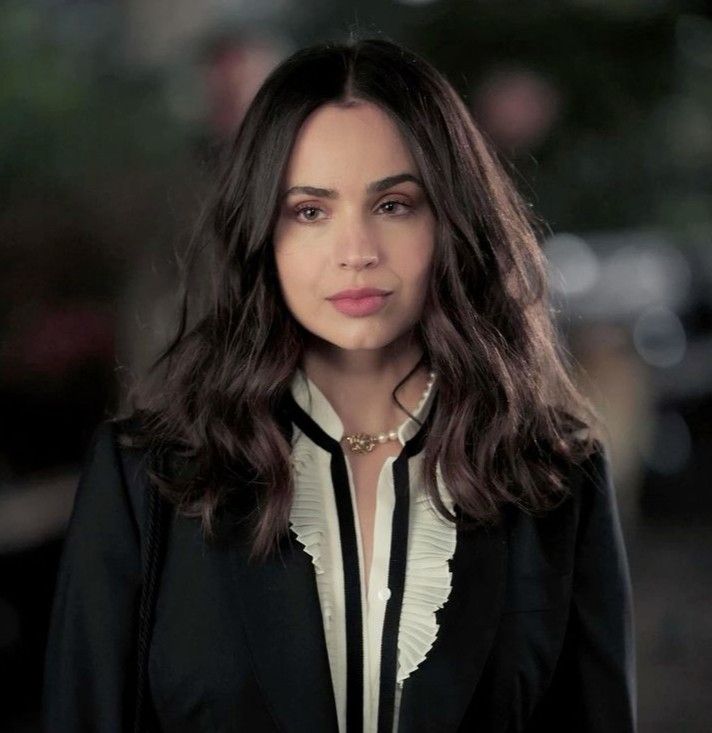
xmin=1 ymin=0 xmax=711 ymax=730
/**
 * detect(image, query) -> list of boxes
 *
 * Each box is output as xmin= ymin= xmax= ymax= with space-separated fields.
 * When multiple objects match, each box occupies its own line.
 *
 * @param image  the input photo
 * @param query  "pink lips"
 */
xmin=326 ymin=287 xmax=392 ymax=317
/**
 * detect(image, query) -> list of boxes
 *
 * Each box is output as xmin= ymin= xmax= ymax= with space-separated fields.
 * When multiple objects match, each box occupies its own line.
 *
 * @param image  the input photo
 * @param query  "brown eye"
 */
xmin=294 ymin=205 xmax=325 ymax=222
xmin=378 ymin=200 xmax=411 ymax=215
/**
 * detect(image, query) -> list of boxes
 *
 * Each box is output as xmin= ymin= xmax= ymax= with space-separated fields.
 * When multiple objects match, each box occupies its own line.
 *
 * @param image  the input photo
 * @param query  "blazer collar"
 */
xmin=230 ymin=510 xmax=508 ymax=733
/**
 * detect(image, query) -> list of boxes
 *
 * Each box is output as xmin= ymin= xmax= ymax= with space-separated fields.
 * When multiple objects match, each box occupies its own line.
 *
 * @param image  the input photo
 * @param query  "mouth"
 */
xmin=327 ymin=287 xmax=392 ymax=300
xmin=328 ymin=292 xmax=391 ymax=317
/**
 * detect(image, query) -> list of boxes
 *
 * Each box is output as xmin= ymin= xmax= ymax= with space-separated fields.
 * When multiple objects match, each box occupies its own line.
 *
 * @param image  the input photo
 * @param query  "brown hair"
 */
xmin=115 ymin=36 xmax=600 ymax=564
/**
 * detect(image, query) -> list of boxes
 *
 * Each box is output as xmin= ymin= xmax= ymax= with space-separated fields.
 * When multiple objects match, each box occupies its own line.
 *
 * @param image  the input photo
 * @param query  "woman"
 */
xmin=43 ymin=37 xmax=637 ymax=732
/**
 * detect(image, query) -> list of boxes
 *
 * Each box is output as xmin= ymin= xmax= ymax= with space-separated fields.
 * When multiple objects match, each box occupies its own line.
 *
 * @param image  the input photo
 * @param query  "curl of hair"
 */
xmin=114 ymin=35 xmax=600 ymax=565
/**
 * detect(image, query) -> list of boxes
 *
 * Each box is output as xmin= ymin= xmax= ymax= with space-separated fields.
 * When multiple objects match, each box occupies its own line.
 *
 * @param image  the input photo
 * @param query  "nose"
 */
xmin=340 ymin=252 xmax=378 ymax=269
xmin=336 ymin=217 xmax=380 ymax=270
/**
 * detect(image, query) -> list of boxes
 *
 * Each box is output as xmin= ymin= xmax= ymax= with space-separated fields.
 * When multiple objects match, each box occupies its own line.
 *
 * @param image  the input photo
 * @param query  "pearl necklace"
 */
xmin=342 ymin=370 xmax=436 ymax=454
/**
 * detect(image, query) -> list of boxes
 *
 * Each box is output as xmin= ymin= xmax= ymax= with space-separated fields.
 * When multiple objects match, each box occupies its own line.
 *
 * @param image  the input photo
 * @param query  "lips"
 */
xmin=327 ymin=287 xmax=392 ymax=300
xmin=328 ymin=292 xmax=391 ymax=317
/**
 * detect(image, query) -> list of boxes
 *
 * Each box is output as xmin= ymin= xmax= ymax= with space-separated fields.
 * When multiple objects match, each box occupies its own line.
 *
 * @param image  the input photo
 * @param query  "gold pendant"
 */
xmin=344 ymin=433 xmax=377 ymax=454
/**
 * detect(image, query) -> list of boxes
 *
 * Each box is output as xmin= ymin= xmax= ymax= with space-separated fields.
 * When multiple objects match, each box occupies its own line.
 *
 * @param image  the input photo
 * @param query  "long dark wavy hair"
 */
xmin=115 ymin=35 xmax=600 ymax=564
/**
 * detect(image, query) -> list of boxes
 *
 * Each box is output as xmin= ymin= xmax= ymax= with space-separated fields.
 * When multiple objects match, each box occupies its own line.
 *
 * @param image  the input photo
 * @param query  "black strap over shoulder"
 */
xmin=133 ymin=454 xmax=171 ymax=733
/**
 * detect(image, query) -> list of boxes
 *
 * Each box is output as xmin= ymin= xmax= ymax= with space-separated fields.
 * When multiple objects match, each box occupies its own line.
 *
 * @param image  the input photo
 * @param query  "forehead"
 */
xmin=283 ymin=100 xmax=418 ymax=185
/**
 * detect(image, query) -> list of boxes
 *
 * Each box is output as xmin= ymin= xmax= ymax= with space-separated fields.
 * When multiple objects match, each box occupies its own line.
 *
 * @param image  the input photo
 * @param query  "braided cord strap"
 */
xmin=133 ymin=467 xmax=169 ymax=733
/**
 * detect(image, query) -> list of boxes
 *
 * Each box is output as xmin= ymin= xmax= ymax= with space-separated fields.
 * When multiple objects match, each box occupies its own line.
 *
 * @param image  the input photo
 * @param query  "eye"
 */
xmin=292 ymin=199 xmax=412 ymax=223
xmin=294 ymin=204 xmax=325 ymax=223
xmin=377 ymin=199 xmax=412 ymax=215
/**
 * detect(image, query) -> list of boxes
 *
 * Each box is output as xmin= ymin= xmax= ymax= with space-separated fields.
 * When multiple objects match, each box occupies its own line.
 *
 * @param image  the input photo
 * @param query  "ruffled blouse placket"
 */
xmin=288 ymin=369 xmax=457 ymax=733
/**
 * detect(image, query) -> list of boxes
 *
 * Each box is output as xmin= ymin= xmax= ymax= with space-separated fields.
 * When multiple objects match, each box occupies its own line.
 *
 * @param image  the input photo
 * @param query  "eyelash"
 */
xmin=293 ymin=199 xmax=412 ymax=223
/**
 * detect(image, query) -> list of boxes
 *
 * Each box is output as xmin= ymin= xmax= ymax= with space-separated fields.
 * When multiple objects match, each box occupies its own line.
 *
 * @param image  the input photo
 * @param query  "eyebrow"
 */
xmin=281 ymin=172 xmax=423 ymax=200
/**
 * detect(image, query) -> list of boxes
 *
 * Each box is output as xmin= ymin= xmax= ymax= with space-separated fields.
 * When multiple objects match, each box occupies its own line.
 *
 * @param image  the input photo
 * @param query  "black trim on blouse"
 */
xmin=283 ymin=388 xmax=438 ymax=733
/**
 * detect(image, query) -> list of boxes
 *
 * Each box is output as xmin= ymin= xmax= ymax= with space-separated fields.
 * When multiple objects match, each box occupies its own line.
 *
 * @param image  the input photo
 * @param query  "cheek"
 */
xmin=274 ymin=245 xmax=320 ymax=305
xmin=398 ymin=210 xmax=435 ymax=263
xmin=395 ymin=234 xmax=435 ymax=291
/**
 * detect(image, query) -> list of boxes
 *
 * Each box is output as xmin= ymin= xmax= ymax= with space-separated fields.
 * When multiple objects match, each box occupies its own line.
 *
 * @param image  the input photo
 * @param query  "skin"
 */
xmin=273 ymin=99 xmax=437 ymax=439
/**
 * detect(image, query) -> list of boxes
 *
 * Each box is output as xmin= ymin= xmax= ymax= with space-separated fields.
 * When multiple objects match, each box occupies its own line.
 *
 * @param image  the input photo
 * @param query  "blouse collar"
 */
xmin=289 ymin=367 xmax=438 ymax=447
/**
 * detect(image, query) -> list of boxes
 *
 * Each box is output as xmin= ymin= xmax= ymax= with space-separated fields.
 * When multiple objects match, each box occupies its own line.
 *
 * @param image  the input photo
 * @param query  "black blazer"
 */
xmin=42 ymin=419 xmax=637 ymax=732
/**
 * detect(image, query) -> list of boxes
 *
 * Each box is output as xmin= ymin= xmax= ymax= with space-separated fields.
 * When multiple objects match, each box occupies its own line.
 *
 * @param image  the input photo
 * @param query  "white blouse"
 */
xmin=286 ymin=368 xmax=457 ymax=733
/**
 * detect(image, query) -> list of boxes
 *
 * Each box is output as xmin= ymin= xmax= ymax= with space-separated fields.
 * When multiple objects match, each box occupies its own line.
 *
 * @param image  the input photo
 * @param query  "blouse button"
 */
xmin=377 ymin=587 xmax=391 ymax=602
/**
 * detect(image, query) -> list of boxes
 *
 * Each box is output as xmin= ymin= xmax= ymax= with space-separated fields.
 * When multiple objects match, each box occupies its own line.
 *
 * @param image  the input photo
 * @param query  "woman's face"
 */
xmin=273 ymin=100 xmax=436 ymax=353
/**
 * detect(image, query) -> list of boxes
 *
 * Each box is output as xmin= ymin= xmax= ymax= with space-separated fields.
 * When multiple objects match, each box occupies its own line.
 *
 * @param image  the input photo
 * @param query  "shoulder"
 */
xmin=76 ymin=417 xmax=156 ymax=537
xmin=503 ymin=439 xmax=614 ymax=575
xmin=56 ymin=418 xmax=154 ymax=569
xmin=564 ymin=439 xmax=616 ymax=524
xmin=566 ymin=440 xmax=628 ymax=566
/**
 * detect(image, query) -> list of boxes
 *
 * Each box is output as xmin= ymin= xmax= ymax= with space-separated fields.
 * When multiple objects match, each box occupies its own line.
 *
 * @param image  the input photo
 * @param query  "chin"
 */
xmin=304 ymin=323 xmax=401 ymax=352
xmin=323 ymin=333 xmax=395 ymax=351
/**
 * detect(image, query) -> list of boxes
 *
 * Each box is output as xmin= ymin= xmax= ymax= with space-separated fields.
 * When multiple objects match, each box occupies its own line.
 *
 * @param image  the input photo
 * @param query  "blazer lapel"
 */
xmin=230 ymin=527 xmax=339 ymax=733
xmin=229 ymin=506 xmax=508 ymax=733
xmin=396 ymin=513 xmax=509 ymax=733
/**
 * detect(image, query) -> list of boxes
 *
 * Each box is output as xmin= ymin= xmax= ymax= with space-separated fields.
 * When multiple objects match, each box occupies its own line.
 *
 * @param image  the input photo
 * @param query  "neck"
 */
xmin=302 ymin=333 xmax=430 ymax=437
